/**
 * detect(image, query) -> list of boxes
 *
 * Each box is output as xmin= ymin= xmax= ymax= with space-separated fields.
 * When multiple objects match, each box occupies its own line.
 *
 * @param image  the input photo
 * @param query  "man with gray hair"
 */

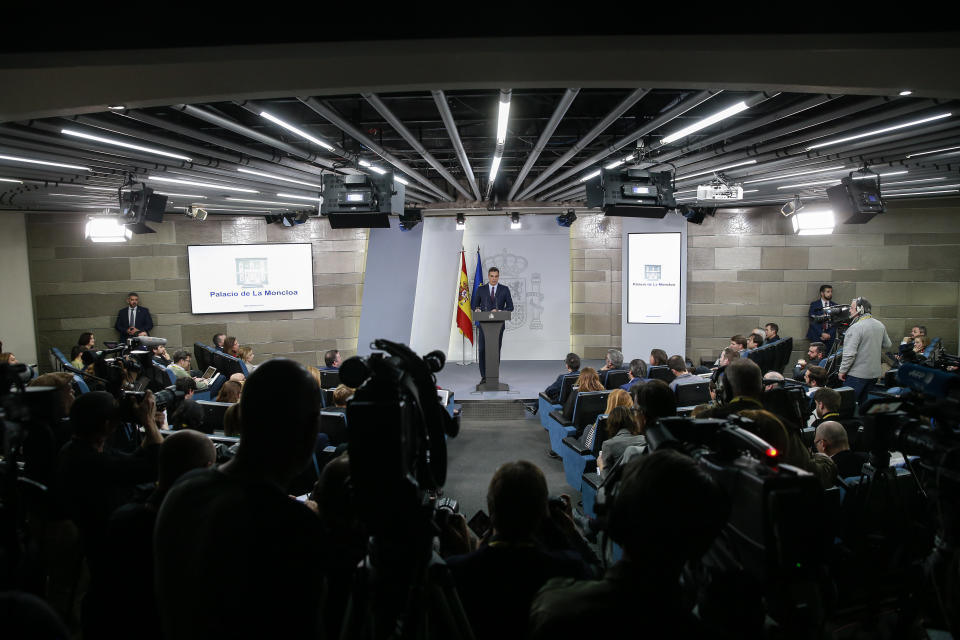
xmin=600 ymin=348 xmax=625 ymax=373
xmin=814 ymin=420 xmax=867 ymax=478
xmin=620 ymin=358 xmax=648 ymax=392
xmin=838 ymin=297 xmax=892 ymax=406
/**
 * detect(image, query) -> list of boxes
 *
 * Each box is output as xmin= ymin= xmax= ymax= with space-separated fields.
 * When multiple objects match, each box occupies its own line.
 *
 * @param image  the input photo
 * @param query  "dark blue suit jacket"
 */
xmin=544 ymin=370 xmax=578 ymax=403
xmin=806 ymin=299 xmax=837 ymax=342
xmin=115 ymin=305 xmax=153 ymax=337
xmin=471 ymin=283 xmax=514 ymax=313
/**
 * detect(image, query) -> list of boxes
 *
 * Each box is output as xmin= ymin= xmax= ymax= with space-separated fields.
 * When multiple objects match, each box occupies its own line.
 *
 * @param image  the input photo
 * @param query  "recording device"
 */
xmin=339 ymin=339 xmax=467 ymax=639
xmin=642 ymin=415 xmax=827 ymax=629
xmin=585 ymin=168 xmax=676 ymax=218
xmin=696 ymin=183 xmax=744 ymax=201
xmin=811 ymin=304 xmax=851 ymax=324
xmin=467 ymin=510 xmax=491 ymax=538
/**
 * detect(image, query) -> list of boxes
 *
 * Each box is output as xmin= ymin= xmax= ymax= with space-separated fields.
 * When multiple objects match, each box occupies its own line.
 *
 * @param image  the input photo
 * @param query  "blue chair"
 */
xmin=544 ymin=390 xmax=609 ymax=455
xmin=537 ymin=374 xmax=578 ymax=430
xmin=923 ymin=338 xmax=941 ymax=359
xmin=560 ymin=415 xmax=607 ymax=491
xmin=581 ymin=472 xmax=600 ymax=519
xmin=603 ymin=370 xmax=630 ymax=390
xmin=164 ymin=367 xmax=178 ymax=385
xmin=51 ymin=347 xmax=71 ymax=370
xmin=72 ymin=374 xmax=90 ymax=394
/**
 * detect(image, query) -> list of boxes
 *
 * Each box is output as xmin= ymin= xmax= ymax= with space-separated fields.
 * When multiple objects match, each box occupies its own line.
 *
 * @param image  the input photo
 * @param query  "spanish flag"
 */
xmin=456 ymin=250 xmax=474 ymax=344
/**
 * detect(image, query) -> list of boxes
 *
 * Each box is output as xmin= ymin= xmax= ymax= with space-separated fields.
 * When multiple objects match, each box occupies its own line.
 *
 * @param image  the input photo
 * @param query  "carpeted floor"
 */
xmin=442 ymin=401 xmax=580 ymax=522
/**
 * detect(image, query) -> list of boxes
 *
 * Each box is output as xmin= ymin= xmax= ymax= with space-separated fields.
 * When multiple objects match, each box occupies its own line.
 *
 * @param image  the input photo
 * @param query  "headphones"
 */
xmin=712 ymin=365 xmax=734 ymax=405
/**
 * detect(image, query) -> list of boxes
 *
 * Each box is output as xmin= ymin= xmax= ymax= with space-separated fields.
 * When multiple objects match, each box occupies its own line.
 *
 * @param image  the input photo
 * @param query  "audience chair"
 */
xmin=647 ymin=366 xmax=675 ymax=384
xmin=196 ymin=400 xmax=232 ymax=434
xmin=675 ymin=380 xmax=711 ymax=410
xmin=560 ymin=415 xmax=607 ymax=491
xmin=50 ymin=347 xmax=71 ymax=371
xmin=319 ymin=410 xmax=348 ymax=446
xmin=72 ymin=374 xmax=90 ymax=395
xmin=545 ymin=390 xmax=610 ymax=455
xmin=580 ymin=471 xmax=600 ymax=519
xmin=320 ymin=370 xmax=340 ymax=388
xmin=193 ymin=342 xmax=212 ymax=372
xmin=773 ymin=337 xmax=794 ymax=373
xmin=603 ymin=370 xmax=630 ymax=390
xmin=538 ymin=374 xmax=579 ymax=429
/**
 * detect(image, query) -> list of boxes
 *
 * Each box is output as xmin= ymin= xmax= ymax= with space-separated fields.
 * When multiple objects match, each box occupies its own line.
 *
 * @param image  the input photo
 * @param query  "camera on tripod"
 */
xmin=811 ymin=304 xmax=851 ymax=324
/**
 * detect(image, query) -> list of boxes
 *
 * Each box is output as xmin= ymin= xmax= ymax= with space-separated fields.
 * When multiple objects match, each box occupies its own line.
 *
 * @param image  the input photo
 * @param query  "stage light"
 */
xmin=259 ymin=111 xmax=335 ymax=151
xmin=61 ymin=128 xmax=192 ymax=161
xmin=510 ymin=212 xmax=521 ymax=230
xmin=184 ymin=206 xmax=208 ymax=221
xmin=0 ymin=154 xmax=90 ymax=171
xmin=791 ymin=209 xmax=835 ymax=235
xmin=85 ymin=216 xmax=131 ymax=243
xmin=236 ymin=167 xmax=322 ymax=188
xmin=661 ymin=101 xmax=750 ymax=145
xmin=780 ymin=195 xmax=803 ymax=217
xmin=456 ymin=212 xmax=466 ymax=230
xmin=556 ymin=208 xmax=577 ymax=227
xmin=148 ymin=176 xmax=258 ymax=193
xmin=806 ymin=112 xmax=952 ymax=150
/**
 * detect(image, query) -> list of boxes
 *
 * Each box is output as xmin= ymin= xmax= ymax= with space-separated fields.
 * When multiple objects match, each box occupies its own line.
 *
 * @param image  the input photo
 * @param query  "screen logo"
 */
xmin=236 ymin=257 xmax=269 ymax=288
xmin=644 ymin=264 xmax=662 ymax=281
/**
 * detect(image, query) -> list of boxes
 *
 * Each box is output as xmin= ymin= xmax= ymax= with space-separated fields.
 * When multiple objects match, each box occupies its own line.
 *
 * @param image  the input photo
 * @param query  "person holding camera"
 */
xmin=838 ymin=297 xmax=892 ymax=406
xmin=807 ymin=284 xmax=837 ymax=350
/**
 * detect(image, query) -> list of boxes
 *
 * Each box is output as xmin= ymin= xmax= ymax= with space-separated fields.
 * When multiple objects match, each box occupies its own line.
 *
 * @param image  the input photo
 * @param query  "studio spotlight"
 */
xmin=780 ymin=195 xmax=803 ymax=217
xmin=85 ymin=216 xmax=131 ymax=243
xmin=456 ymin=212 xmax=466 ymax=230
xmin=556 ymin=208 xmax=577 ymax=227
xmin=510 ymin=212 xmax=521 ymax=230
xmin=399 ymin=208 xmax=423 ymax=231
xmin=184 ymin=206 xmax=208 ymax=222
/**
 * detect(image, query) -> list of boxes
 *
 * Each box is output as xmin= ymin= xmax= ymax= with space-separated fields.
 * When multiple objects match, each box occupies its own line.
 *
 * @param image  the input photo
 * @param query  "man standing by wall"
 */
xmin=807 ymin=284 xmax=836 ymax=350
xmin=115 ymin=292 xmax=153 ymax=339
xmin=838 ymin=297 xmax=892 ymax=406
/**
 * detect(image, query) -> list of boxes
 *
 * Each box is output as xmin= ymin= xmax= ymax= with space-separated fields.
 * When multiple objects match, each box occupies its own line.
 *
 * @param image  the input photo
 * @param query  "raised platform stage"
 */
xmin=435 ymin=359 xmax=605 ymax=400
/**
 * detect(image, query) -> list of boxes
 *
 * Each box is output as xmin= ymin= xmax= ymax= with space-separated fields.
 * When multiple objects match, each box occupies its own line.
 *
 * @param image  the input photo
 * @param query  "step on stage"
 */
xmin=435 ymin=359 xmax=605 ymax=400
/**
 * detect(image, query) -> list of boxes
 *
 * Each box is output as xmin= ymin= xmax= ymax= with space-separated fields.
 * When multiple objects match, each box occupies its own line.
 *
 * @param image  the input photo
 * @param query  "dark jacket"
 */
xmin=544 ymin=370 xmax=578 ymax=403
xmin=115 ymin=305 xmax=153 ymax=337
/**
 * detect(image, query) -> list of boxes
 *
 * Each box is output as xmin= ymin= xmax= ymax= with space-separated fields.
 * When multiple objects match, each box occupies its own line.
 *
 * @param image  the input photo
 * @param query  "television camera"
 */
xmin=339 ymin=339 xmax=468 ymax=640
xmin=83 ymin=336 xmax=184 ymax=417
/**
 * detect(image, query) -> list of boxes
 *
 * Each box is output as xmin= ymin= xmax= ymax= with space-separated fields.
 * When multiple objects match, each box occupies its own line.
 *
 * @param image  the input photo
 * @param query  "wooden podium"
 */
xmin=476 ymin=310 xmax=511 ymax=392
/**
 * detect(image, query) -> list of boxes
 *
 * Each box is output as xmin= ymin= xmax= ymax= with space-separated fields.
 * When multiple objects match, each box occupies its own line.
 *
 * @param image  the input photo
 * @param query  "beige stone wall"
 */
xmin=569 ymin=213 xmax=622 ymax=360
xmin=28 ymin=214 xmax=367 ymax=372
xmin=686 ymin=202 xmax=960 ymax=366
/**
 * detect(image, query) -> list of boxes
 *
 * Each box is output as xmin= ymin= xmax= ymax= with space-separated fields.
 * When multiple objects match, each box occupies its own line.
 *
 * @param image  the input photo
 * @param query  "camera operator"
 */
xmin=529 ymin=450 xmax=729 ymax=639
xmin=55 ymin=390 xmax=162 ymax=576
xmin=699 ymin=360 xmax=837 ymax=488
xmin=837 ymin=297 xmax=892 ymax=406
xmin=446 ymin=461 xmax=590 ymax=640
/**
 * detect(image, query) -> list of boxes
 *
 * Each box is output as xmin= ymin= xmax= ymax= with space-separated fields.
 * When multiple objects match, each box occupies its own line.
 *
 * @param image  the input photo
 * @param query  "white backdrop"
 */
xmin=447 ymin=215 xmax=570 ymax=361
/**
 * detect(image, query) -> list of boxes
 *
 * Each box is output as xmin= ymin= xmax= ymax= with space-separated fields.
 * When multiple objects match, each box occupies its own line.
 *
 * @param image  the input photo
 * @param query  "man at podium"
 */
xmin=472 ymin=266 xmax=515 ymax=383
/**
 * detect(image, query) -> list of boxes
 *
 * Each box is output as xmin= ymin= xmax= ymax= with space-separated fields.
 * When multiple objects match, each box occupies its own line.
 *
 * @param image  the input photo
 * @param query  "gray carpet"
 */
xmin=442 ymin=402 xmax=580 ymax=521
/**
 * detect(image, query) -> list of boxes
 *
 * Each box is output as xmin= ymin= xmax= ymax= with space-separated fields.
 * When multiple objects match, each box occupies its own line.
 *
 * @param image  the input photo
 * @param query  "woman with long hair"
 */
xmin=562 ymin=367 xmax=604 ymax=420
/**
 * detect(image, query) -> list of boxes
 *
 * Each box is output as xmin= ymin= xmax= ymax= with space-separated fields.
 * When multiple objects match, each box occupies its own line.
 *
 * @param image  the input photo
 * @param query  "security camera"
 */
xmin=185 ymin=206 xmax=208 ymax=221
xmin=780 ymin=195 xmax=803 ymax=217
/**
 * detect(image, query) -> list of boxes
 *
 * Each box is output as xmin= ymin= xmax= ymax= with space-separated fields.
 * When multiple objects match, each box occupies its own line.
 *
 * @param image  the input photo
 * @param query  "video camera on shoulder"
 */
xmin=812 ymin=304 xmax=851 ymax=324
xmin=340 ymin=339 xmax=460 ymax=534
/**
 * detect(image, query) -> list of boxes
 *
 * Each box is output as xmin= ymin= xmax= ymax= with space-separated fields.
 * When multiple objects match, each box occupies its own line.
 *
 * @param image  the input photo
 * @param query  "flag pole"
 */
xmin=456 ymin=247 xmax=471 ymax=367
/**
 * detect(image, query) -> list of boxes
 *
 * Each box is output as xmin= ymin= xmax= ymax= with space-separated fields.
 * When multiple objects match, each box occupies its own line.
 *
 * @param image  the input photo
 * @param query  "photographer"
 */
xmin=446 ymin=461 xmax=590 ymax=640
xmin=529 ymin=450 xmax=729 ymax=639
xmin=55 ymin=390 xmax=162 ymax=573
xmin=838 ymin=297 xmax=892 ymax=406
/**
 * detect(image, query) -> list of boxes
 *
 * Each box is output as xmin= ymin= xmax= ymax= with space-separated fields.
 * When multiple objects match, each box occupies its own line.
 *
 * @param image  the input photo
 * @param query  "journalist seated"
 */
xmin=561 ymin=367 xmax=604 ymax=420
xmin=529 ymin=450 xmax=730 ymax=639
xmin=620 ymin=358 xmax=648 ymax=391
xmin=155 ymin=359 xmax=326 ymax=640
xmin=810 ymin=387 xmax=841 ymax=428
xmin=804 ymin=365 xmax=828 ymax=396
xmin=446 ymin=461 xmax=590 ymax=640
xmin=794 ymin=342 xmax=827 ymax=381
xmin=596 ymin=406 xmax=642 ymax=479
xmin=168 ymin=350 xmax=211 ymax=390
xmin=599 ymin=348 xmax=625 ymax=373
xmin=814 ymin=421 xmax=868 ymax=479
xmin=544 ymin=352 xmax=581 ymax=402
xmin=616 ymin=380 xmax=678 ymax=467
xmin=667 ymin=355 xmax=701 ymax=392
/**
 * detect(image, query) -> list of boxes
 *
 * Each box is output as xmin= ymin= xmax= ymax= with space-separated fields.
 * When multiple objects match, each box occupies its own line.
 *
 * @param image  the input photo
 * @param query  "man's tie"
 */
xmin=490 ymin=286 xmax=495 ymax=309
xmin=129 ymin=307 xmax=135 ymax=328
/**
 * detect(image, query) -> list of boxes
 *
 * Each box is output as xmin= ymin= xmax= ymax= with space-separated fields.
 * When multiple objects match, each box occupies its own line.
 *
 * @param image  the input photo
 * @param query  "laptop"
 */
xmin=200 ymin=366 xmax=217 ymax=380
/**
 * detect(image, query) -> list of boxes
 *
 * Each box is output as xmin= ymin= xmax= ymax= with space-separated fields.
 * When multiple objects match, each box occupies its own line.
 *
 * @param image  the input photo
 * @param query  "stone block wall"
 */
xmin=569 ymin=213 xmax=622 ymax=360
xmin=27 ymin=213 xmax=368 ymax=372
xmin=685 ymin=201 xmax=960 ymax=366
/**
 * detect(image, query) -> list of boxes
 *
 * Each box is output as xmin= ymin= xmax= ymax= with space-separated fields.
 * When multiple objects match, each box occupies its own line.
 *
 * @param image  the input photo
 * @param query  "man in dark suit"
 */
xmin=544 ymin=352 xmax=580 ymax=403
xmin=815 ymin=420 xmax=867 ymax=478
xmin=807 ymin=284 xmax=836 ymax=350
xmin=471 ymin=266 xmax=514 ymax=383
xmin=115 ymin=292 xmax=153 ymax=339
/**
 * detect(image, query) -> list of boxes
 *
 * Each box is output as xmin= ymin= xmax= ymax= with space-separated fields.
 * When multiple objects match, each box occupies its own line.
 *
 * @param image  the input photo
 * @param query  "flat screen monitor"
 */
xmin=187 ymin=243 xmax=314 ymax=314
xmin=627 ymin=232 xmax=682 ymax=324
